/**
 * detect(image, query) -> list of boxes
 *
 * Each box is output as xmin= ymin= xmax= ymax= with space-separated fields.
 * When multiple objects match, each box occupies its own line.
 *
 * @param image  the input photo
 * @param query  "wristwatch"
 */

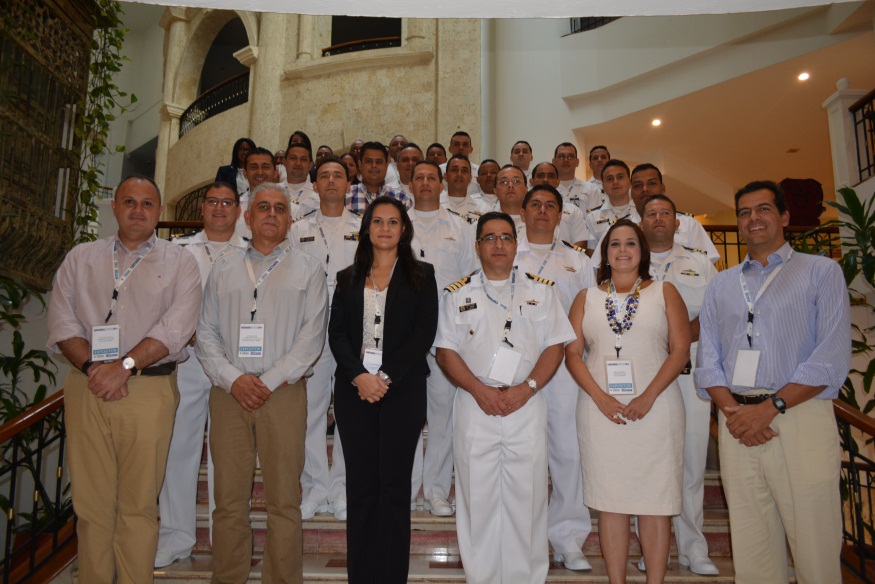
xmin=526 ymin=377 xmax=539 ymax=394
xmin=81 ymin=359 xmax=95 ymax=375
xmin=122 ymin=355 xmax=138 ymax=376
xmin=377 ymin=370 xmax=392 ymax=385
xmin=770 ymin=394 xmax=787 ymax=414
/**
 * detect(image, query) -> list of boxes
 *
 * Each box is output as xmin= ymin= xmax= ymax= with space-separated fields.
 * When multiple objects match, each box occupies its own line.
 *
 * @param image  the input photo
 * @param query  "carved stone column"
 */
xmin=247 ymin=13 xmax=288 ymax=151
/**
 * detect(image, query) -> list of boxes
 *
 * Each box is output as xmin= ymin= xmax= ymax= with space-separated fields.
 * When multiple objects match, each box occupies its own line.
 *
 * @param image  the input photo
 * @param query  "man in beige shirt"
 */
xmin=47 ymin=175 xmax=202 ymax=584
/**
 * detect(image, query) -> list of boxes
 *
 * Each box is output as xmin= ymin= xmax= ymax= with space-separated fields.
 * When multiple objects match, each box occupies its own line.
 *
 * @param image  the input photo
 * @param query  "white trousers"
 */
xmin=545 ymin=365 xmax=592 ymax=555
xmin=411 ymin=353 xmax=456 ymax=503
xmin=301 ymin=339 xmax=346 ymax=506
xmin=454 ymin=389 xmax=549 ymax=584
xmin=672 ymin=370 xmax=711 ymax=560
xmin=157 ymin=347 xmax=211 ymax=555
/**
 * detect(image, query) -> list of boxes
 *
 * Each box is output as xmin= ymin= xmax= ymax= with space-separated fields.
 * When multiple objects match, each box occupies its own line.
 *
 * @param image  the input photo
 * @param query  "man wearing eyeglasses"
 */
xmin=197 ymin=182 xmax=328 ymax=584
xmin=552 ymin=143 xmax=602 ymax=213
xmin=154 ymin=181 xmax=248 ymax=568
xmin=435 ymin=211 xmax=575 ymax=584
xmin=479 ymin=165 xmax=528 ymax=228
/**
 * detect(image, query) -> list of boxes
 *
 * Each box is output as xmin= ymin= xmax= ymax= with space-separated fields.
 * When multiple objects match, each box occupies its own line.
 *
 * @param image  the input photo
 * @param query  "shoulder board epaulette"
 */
xmin=587 ymin=203 xmax=604 ymax=213
xmin=172 ymin=232 xmax=195 ymax=241
xmin=291 ymin=209 xmax=317 ymax=224
xmin=444 ymin=275 xmax=472 ymax=293
xmin=683 ymin=245 xmax=708 ymax=255
xmin=526 ymin=272 xmax=555 ymax=286
xmin=347 ymin=209 xmax=363 ymax=218
xmin=562 ymin=240 xmax=586 ymax=253
xmin=676 ymin=210 xmax=695 ymax=217
xmin=446 ymin=208 xmax=476 ymax=225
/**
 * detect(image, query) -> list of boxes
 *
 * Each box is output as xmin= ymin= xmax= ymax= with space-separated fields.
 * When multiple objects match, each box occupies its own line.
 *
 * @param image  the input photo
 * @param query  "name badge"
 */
xmin=299 ymin=236 xmax=315 ymax=243
xmin=731 ymin=349 xmax=761 ymax=387
xmin=488 ymin=345 xmax=521 ymax=386
xmin=363 ymin=348 xmax=383 ymax=374
xmin=91 ymin=325 xmax=120 ymax=361
xmin=238 ymin=323 xmax=265 ymax=358
xmin=606 ymin=359 xmax=635 ymax=395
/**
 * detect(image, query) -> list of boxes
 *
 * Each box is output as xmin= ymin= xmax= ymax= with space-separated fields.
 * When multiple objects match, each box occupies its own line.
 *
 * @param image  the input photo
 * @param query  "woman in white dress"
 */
xmin=566 ymin=219 xmax=691 ymax=584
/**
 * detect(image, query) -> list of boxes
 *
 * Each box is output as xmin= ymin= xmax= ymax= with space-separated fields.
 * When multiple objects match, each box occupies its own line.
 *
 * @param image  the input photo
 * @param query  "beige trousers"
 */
xmin=209 ymin=381 xmax=307 ymax=584
xmin=65 ymin=368 xmax=179 ymax=584
xmin=718 ymin=397 xmax=842 ymax=584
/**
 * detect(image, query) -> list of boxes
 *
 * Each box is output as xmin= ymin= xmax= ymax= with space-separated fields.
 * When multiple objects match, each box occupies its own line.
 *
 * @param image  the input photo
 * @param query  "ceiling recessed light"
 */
xmin=798 ymin=72 xmax=810 ymax=81
xmin=652 ymin=119 xmax=661 ymax=127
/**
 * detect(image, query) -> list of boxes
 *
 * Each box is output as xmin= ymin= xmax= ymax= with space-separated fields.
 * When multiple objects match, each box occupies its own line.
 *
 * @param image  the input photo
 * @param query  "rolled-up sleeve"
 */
xmin=46 ymin=247 xmax=88 ymax=353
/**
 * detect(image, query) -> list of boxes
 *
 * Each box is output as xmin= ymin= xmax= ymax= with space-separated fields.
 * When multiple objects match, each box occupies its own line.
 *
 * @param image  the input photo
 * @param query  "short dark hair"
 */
xmin=631 ymin=163 xmax=663 ymax=183
xmin=603 ymin=159 xmax=630 ymax=176
xmin=427 ymin=143 xmax=446 ymax=156
xmin=286 ymin=141 xmax=312 ymax=160
xmin=360 ymin=141 xmax=388 ymax=160
xmin=245 ymin=147 xmax=275 ymax=166
xmin=522 ymin=184 xmax=563 ymax=211
xmin=412 ymin=160 xmax=443 ymax=182
xmin=316 ymin=145 xmax=333 ymax=153
xmin=476 ymin=211 xmax=517 ymax=241
xmin=447 ymin=153 xmax=471 ymax=171
xmin=451 ymin=131 xmax=471 ymax=141
xmin=315 ymin=155 xmax=351 ymax=181
xmin=205 ymin=180 xmax=240 ymax=204
xmin=642 ymin=194 xmax=676 ymax=216
xmin=116 ymin=174 xmax=161 ymax=202
xmin=596 ymin=218 xmax=652 ymax=284
xmin=478 ymin=159 xmax=500 ymax=173
xmin=589 ymin=145 xmax=610 ymax=159
xmin=554 ymin=142 xmax=577 ymax=158
xmin=399 ymin=142 xmax=423 ymax=157
xmin=498 ymin=164 xmax=527 ymax=183
xmin=734 ymin=180 xmax=788 ymax=215
xmin=511 ymin=140 xmax=532 ymax=154
xmin=532 ymin=161 xmax=559 ymax=177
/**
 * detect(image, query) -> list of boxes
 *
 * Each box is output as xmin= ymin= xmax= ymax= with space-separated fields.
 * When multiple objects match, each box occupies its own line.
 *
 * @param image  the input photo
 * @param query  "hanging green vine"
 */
xmin=69 ymin=0 xmax=137 ymax=247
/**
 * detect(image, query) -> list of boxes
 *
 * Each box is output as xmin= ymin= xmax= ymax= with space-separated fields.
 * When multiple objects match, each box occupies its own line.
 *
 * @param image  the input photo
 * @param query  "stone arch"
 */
xmin=172 ymin=9 xmax=259 ymax=108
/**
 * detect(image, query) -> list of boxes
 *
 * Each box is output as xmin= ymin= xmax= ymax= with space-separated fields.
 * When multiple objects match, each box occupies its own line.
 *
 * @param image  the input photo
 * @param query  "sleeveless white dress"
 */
xmin=576 ymin=281 xmax=684 ymax=515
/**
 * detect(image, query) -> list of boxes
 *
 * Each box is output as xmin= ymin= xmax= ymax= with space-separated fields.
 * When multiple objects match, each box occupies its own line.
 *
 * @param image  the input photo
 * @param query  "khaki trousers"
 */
xmin=209 ymin=381 xmax=306 ymax=584
xmin=65 ymin=368 xmax=179 ymax=584
xmin=718 ymin=398 xmax=842 ymax=584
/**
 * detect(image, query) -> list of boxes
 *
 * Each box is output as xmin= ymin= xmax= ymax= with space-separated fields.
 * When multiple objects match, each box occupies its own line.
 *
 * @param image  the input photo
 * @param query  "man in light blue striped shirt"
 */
xmin=695 ymin=180 xmax=851 ymax=584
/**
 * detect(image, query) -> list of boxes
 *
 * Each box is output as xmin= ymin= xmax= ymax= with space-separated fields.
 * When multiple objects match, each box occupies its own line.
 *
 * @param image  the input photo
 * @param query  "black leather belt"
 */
xmin=732 ymin=393 xmax=772 ymax=405
xmin=132 ymin=362 xmax=177 ymax=377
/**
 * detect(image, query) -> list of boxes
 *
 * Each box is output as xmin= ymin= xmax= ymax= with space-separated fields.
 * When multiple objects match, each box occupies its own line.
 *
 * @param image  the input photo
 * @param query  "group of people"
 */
xmin=45 ymin=129 xmax=851 ymax=584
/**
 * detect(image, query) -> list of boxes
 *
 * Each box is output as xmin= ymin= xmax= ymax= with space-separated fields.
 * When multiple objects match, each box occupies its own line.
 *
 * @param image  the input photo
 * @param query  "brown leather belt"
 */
xmin=732 ymin=393 xmax=772 ymax=405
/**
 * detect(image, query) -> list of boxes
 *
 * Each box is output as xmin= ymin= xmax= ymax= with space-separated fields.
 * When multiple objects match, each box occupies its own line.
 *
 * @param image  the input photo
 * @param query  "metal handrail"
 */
xmin=179 ymin=71 xmax=250 ymax=138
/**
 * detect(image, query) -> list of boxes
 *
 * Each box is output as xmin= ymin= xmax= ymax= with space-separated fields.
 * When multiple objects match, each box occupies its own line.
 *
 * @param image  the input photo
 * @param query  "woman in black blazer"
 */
xmin=329 ymin=196 xmax=438 ymax=584
xmin=215 ymin=137 xmax=255 ymax=194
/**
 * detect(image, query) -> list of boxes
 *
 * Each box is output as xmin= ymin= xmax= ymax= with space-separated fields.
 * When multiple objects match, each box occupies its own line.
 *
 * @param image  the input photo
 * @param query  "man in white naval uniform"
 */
xmin=552 ymin=143 xmax=602 ymax=212
xmin=384 ymin=134 xmax=406 ymax=189
xmin=157 ymin=181 xmax=248 ymax=568
xmin=439 ymin=131 xmax=480 ymax=195
xmin=290 ymin=156 xmax=362 ymax=521
xmin=475 ymin=160 xmax=500 ymax=210
xmin=442 ymin=155 xmax=483 ymax=223
xmin=530 ymin=161 xmax=592 ymax=249
xmin=515 ymin=185 xmax=595 ymax=571
xmin=283 ymin=142 xmax=319 ymax=213
xmin=435 ymin=212 xmax=575 ymax=584
xmin=237 ymin=148 xmax=302 ymax=240
xmin=587 ymin=145 xmax=611 ymax=195
xmin=406 ymin=160 xmax=477 ymax=515
xmin=510 ymin=140 xmax=534 ymax=180
xmin=583 ymin=159 xmax=640 ymax=257
xmin=395 ymin=142 xmax=423 ymax=200
xmin=640 ymin=194 xmax=720 ymax=576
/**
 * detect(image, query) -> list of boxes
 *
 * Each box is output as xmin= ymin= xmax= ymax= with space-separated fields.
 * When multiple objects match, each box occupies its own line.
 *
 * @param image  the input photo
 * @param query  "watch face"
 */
xmin=123 ymin=357 xmax=135 ymax=370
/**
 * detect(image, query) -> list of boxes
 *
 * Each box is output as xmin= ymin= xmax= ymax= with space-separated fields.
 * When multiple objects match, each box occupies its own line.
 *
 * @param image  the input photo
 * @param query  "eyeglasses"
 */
xmin=478 ymin=234 xmax=516 ymax=244
xmin=205 ymin=198 xmax=237 ymax=208
xmin=497 ymin=177 xmax=525 ymax=187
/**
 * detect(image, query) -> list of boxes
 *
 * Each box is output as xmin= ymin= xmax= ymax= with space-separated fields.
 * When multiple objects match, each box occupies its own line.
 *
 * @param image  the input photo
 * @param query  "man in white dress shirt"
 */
xmin=439 ymin=131 xmax=480 ymax=195
xmin=587 ymin=145 xmax=610 ymax=194
xmin=284 ymin=142 xmax=318 ymax=213
xmin=530 ymin=161 xmax=592 ymax=249
xmin=583 ymin=159 xmax=640 ymax=257
xmin=395 ymin=142 xmax=424 ymax=199
xmin=291 ymin=157 xmax=362 ymax=521
xmin=443 ymin=154 xmax=482 ymax=223
xmin=384 ymin=134 xmax=407 ymax=188
xmin=510 ymin=140 xmax=534 ymax=180
xmin=552 ymin=143 xmax=602 ymax=212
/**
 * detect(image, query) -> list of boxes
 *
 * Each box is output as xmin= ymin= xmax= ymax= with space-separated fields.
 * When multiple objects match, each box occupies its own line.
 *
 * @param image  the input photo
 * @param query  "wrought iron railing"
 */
xmin=178 ymin=71 xmax=250 ymax=139
xmin=0 ymin=390 xmax=75 ymax=583
xmin=569 ymin=17 xmax=619 ymax=34
xmin=704 ymin=224 xmax=839 ymax=270
xmin=322 ymin=36 xmax=401 ymax=57
xmin=834 ymin=400 xmax=875 ymax=582
xmin=850 ymin=88 xmax=875 ymax=184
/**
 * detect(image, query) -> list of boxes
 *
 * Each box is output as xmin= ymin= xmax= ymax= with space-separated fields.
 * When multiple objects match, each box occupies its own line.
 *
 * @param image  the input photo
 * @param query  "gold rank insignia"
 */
xmin=564 ymin=266 xmax=577 ymax=272
xmin=299 ymin=236 xmax=315 ymax=242
xmin=683 ymin=245 xmax=707 ymax=255
xmin=525 ymin=299 xmax=540 ymax=306
xmin=525 ymin=272 xmax=555 ymax=286
xmin=680 ymin=269 xmax=701 ymax=277
xmin=445 ymin=236 xmax=456 ymax=241
xmin=445 ymin=274 xmax=472 ymax=292
xmin=344 ymin=233 xmax=360 ymax=241
xmin=459 ymin=303 xmax=477 ymax=312
xmin=562 ymin=240 xmax=586 ymax=253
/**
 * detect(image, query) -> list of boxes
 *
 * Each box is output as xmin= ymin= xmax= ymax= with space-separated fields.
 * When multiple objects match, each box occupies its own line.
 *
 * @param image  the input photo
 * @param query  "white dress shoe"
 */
xmin=333 ymin=499 xmax=347 ymax=521
xmin=637 ymin=556 xmax=646 ymax=572
xmin=154 ymin=549 xmax=190 ymax=568
xmin=300 ymin=499 xmax=320 ymax=520
xmin=555 ymin=551 xmax=592 ymax=571
xmin=428 ymin=497 xmax=454 ymax=517
xmin=680 ymin=555 xmax=720 ymax=576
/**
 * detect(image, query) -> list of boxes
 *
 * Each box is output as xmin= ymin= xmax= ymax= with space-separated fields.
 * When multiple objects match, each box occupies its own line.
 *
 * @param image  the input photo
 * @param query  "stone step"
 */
xmin=154 ymin=553 xmax=769 ymax=583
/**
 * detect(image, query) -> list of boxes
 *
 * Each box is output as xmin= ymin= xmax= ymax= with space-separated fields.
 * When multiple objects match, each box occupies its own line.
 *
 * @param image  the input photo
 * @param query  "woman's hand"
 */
xmin=623 ymin=392 xmax=656 ymax=422
xmin=594 ymin=393 xmax=627 ymax=425
xmin=353 ymin=373 xmax=389 ymax=403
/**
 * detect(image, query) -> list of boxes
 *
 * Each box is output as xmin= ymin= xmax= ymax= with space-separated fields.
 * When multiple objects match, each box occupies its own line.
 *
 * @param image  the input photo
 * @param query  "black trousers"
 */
xmin=334 ymin=374 xmax=427 ymax=584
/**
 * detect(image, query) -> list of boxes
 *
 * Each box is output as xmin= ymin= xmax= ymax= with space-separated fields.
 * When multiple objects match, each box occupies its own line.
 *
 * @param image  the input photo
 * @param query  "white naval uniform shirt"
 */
xmin=441 ymin=161 xmax=481 ymax=195
xmin=434 ymin=268 xmax=576 ymax=387
xmin=408 ymin=207 xmax=478 ymax=291
xmin=583 ymin=201 xmax=641 ymax=251
xmin=289 ymin=209 xmax=361 ymax=298
xmin=443 ymin=194 xmax=486 ymax=224
xmin=284 ymin=180 xmax=319 ymax=215
xmin=558 ymin=178 xmax=603 ymax=213
xmin=514 ymin=236 xmax=595 ymax=313
xmin=174 ymin=230 xmax=248 ymax=289
xmin=385 ymin=161 xmax=401 ymax=189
